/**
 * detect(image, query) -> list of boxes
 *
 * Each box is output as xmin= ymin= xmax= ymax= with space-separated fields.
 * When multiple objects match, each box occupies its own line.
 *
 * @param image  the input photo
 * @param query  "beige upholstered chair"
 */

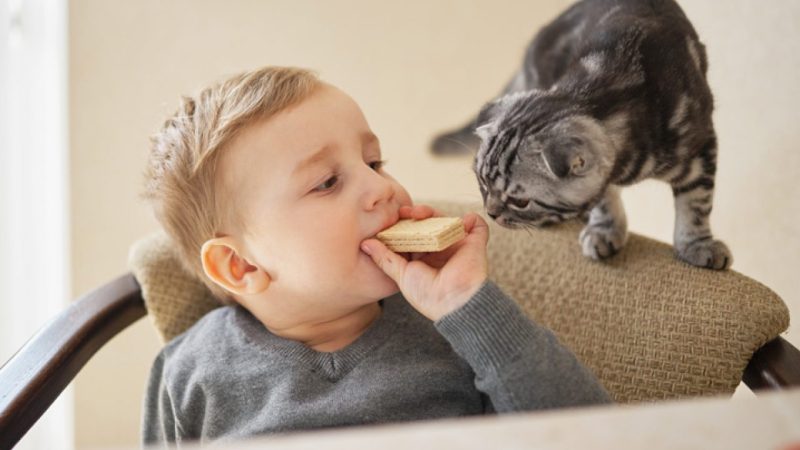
xmin=128 ymin=199 xmax=792 ymax=401
xmin=1 ymin=200 xmax=797 ymax=448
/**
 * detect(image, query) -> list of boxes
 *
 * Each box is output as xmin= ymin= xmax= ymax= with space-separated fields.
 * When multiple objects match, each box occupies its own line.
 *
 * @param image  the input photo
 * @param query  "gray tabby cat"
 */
xmin=432 ymin=0 xmax=732 ymax=270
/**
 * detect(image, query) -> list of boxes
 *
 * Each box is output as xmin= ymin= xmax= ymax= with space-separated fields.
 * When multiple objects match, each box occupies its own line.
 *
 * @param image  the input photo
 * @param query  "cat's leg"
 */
xmin=579 ymin=186 xmax=628 ymax=260
xmin=431 ymin=69 xmax=529 ymax=155
xmin=670 ymin=152 xmax=732 ymax=270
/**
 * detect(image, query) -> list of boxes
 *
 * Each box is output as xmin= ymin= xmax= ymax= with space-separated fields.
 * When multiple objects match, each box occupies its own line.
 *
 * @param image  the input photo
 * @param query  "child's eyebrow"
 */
xmin=291 ymin=131 xmax=380 ymax=176
xmin=292 ymin=145 xmax=335 ymax=177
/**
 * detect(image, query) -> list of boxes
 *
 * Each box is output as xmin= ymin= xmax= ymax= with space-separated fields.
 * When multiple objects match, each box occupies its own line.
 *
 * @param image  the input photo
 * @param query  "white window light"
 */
xmin=0 ymin=0 xmax=71 ymax=449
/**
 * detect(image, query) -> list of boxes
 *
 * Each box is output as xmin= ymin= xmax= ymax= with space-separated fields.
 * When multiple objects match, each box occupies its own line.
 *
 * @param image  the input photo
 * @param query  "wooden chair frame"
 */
xmin=1 ymin=273 xmax=799 ymax=448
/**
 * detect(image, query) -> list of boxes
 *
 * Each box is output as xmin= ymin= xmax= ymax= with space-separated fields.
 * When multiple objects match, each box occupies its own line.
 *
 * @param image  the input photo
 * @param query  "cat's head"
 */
xmin=473 ymin=90 xmax=615 ymax=227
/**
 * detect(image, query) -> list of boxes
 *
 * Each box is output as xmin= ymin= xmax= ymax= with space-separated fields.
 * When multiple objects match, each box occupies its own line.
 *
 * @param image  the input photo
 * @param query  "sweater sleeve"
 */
xmin=434 ymin=280 xmax=612 ymax=412
xmin=142 ymin=350 xmax=181 ymax=447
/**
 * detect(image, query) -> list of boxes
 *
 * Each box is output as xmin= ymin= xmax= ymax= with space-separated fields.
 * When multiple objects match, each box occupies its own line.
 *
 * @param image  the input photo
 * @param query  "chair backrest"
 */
xmin=128 ymin=200 xmax=790 ymax=403
xmin=0 ymin=274 xmax=145 ymax=449
xmin=0 ymin=199 xmax=793 ymax=448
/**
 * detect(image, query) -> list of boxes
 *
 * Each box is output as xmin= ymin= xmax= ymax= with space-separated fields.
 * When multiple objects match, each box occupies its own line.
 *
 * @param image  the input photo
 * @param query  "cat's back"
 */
xmin=549 ymin=0 xmax=694 ymax=33
xmin=525 ymin=0 xmax=702 ymax=88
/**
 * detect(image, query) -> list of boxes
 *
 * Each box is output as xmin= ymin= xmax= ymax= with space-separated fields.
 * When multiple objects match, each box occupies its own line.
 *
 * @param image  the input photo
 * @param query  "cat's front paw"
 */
xmin=675 ymin=238 xmax=732 ymax=270
xmin=579 ymin=224 xmax=627 ymax=260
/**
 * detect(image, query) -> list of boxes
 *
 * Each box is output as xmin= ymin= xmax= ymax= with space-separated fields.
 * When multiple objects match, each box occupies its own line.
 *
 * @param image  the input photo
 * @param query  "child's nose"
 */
xmin=362 ymin=169 xmax=395 ymax=211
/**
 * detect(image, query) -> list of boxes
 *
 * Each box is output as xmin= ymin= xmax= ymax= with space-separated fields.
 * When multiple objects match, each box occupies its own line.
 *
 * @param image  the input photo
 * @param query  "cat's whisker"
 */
xmin=522 ymin=226 xmax=535 ymax=238
xmin=439 ymin=137 xmax=474 ymax=154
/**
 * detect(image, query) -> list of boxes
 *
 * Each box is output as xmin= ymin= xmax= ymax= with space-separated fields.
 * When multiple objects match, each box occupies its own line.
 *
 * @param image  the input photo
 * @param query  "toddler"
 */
xmin=141 ymin=66 xmax=610 ymax=446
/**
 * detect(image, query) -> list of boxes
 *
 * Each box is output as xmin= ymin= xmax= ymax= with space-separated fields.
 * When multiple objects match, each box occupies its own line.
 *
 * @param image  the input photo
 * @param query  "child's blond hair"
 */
xmin=143 ymin=66 xmax=321 ymax=303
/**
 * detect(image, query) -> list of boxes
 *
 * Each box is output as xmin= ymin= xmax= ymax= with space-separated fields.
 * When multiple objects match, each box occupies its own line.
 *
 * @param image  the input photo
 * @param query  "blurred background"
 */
xmin=1 ymin=0 xmax=798 ymax=448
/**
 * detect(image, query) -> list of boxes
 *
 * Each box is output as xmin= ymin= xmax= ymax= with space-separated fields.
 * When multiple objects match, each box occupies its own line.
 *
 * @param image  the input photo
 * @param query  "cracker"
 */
xmin=376 ymin=217 xmax=466 ymax=252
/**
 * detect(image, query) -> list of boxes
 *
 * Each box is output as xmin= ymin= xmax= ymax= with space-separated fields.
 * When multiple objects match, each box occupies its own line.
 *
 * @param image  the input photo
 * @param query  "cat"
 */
xmin=431 ymin=0 xmax=732 ymax=270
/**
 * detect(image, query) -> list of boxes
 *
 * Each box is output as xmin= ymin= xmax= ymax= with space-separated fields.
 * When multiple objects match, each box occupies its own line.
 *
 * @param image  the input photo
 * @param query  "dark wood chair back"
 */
xmin=0 ymin=274 xmax=145 ymax=449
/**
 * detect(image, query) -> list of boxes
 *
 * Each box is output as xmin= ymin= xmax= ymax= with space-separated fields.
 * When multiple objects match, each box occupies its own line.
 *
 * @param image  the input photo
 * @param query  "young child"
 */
xmin=141 ymin=66 xmax=611 ymax=446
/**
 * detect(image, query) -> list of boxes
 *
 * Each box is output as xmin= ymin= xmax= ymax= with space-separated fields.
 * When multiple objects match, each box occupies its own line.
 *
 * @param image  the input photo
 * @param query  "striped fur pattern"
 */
xmin=432 ymin=0 xmax=732 ymax=269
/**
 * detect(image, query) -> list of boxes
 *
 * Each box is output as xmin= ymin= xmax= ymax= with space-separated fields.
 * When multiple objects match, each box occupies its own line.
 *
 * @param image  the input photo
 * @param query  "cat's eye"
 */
xmin=508 ymin=196 xmax=530 ymax=209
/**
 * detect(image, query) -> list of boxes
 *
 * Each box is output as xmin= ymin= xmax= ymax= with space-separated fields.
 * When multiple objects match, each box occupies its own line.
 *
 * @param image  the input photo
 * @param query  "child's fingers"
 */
xmin=463 ymin=212 xmax=487 ymax=232
xmin=361 ymin=239 xmax=409 ymax=284
xmin=462 ymin=213 xmax=477 ymax=232
xmin=399 ymin=204 xmax=436 ymax=220
xmin=464 ymin=213 xmax=490 ymax=243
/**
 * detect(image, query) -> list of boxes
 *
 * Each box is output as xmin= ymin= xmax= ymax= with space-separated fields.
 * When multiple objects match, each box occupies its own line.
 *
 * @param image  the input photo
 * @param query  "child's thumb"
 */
xmin=361 ymin=239 xmax=407 ymax=285
xmin=466 ymin=213 xmax=490 ymax=244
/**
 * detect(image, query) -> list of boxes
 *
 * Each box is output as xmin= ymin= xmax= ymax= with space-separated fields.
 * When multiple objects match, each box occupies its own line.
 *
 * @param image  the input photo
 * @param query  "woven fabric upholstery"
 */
xmin=128 ymin=200 xmax=789 ymax=403
xmin=129 ymin=232 xmax=220 ymax=346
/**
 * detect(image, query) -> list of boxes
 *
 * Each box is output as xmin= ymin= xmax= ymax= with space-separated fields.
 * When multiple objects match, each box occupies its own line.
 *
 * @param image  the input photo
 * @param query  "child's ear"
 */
xmin=200 ymin=237 xmax=270 ymax=297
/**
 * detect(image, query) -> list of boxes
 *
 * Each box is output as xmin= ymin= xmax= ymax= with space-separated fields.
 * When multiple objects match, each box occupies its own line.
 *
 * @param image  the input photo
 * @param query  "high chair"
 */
xmin=1 ymin=200 xmax=798 ymax=448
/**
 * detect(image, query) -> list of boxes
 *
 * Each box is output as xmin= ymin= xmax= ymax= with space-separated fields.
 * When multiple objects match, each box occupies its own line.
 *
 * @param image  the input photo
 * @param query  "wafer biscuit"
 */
xmin=376 ymin=217 xmax=465 ymax=252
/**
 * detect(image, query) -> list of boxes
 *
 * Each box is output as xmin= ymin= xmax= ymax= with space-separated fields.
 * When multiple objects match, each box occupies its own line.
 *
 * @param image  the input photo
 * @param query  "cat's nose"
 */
xmin=485 ymin=199 xmax=503 ymax=219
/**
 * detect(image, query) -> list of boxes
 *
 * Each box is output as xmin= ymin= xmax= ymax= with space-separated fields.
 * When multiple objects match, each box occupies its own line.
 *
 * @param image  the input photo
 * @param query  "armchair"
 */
xmin=1 ymin=200 xmax=798 ymax=448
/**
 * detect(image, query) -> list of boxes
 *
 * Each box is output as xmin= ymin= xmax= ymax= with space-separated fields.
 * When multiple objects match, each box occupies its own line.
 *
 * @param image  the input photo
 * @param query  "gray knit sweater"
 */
xmin=142 ymin=280 xmax=611 ymax=446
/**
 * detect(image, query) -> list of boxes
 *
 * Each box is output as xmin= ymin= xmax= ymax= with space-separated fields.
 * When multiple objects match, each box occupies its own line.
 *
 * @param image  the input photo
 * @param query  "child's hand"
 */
xmin=361 ymin=204 xmax=489 ymax=321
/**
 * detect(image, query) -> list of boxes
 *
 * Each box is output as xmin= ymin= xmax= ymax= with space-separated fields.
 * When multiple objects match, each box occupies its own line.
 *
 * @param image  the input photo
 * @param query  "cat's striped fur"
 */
xmin=432 ymin=0 xmax=732 ymax=269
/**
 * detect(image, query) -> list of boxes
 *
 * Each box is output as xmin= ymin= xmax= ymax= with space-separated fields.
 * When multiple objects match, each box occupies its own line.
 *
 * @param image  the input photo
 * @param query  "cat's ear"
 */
xmin=541 ymin=141 xmax=592 ymax=178
xmin=474 ymin=100 xmax=502 ymax=141
xmin=475 ymin=90 xmax=540 ymax=141
xmin=475 ymin=122 xmax=498 ymax=141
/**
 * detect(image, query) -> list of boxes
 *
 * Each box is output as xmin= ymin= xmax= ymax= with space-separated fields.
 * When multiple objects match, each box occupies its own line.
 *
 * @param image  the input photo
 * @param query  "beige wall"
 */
xmin=69 ymin=0 xmax=799 ymax=448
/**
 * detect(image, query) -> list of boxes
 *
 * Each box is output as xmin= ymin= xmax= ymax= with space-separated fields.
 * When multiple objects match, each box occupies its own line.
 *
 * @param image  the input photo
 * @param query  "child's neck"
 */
xmin=274 ymin=302 xmax=382 ymax=353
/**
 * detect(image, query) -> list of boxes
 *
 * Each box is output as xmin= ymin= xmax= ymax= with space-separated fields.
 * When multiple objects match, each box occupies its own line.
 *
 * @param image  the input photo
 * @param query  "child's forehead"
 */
xmin=219 ymin=87 xmax=376 ymax=197
xmin=264 ymin=87 xmax=374 ymax=159
xmin=289 ymin=129 xmax=379 ymax=172
xmin=272 ymin=85 xmax=364 ymax=141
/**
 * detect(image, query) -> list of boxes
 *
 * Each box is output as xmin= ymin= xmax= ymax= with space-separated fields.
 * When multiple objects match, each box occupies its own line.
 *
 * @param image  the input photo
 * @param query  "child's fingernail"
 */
xmin=361 ymin=243 xmax=372 ymax=256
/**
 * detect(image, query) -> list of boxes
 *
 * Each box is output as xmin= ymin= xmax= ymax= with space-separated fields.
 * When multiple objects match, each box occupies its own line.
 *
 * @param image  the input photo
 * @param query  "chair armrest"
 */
xmin=743 ymin=336 xmax=800 ymax=390
xmin=0 ymin=273 xmax=146 ymax=449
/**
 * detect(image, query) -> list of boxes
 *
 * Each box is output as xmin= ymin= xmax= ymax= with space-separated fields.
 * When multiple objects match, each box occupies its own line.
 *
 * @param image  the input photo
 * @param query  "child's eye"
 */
xmin=311 ymin=160 xmax=385 ymax=194
xmin=313 ymin=175 xmax=339 ymax=192
xmin=369 ymin=160 xmax=387 ymax=171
